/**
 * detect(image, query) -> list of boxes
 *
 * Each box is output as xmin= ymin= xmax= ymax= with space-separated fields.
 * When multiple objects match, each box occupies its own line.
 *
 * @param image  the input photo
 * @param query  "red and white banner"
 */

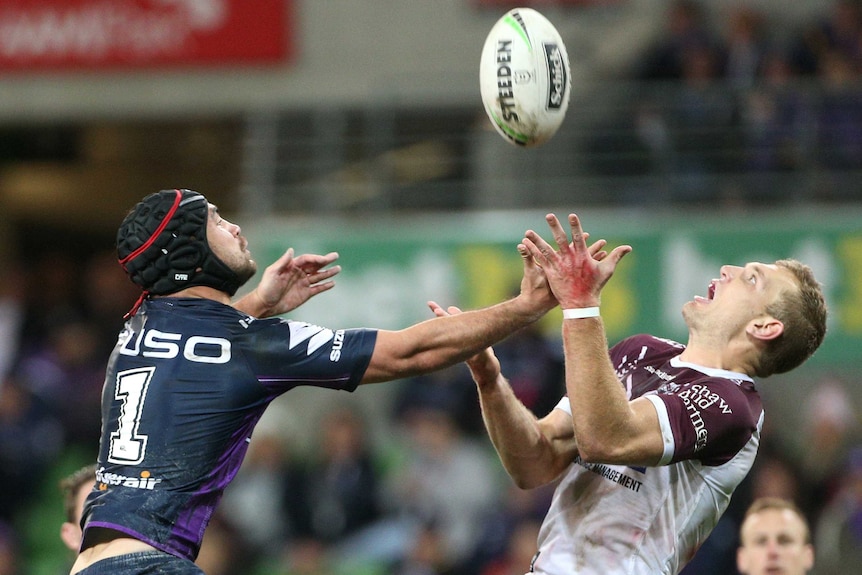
xmin=0 ymin=0 xmax=292 ymax=72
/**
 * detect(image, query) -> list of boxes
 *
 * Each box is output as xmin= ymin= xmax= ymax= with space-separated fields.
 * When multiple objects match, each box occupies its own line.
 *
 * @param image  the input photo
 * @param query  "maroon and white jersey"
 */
xmin=531 ymin=334 xmax=763 ymax=575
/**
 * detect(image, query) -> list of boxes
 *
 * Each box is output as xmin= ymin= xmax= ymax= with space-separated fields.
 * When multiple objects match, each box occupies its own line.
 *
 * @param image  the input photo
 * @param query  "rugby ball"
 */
xmin=479 ymin=8 xmax=571 ymax=147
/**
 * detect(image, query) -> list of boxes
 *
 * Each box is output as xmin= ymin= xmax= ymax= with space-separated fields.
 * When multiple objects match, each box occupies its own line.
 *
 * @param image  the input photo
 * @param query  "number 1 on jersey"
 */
xmin=108 ymin=367 xmax=154 ymax=465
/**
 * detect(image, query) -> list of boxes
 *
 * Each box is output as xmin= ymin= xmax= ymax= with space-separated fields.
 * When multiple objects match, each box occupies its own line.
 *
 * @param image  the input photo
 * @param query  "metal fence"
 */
xmin=237 ymin=78 xmax=862 ymax=216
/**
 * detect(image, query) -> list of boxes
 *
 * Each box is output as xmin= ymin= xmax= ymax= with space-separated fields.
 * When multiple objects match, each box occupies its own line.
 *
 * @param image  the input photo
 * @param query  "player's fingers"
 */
xmin=567 ymin=214 xmax=588 ymax=251
xmin=544 ymin=214 xmax=571 ymax=250
xmin=607 ymin=245 xmax=633 ymax=266
xmin=297 ymin=252 xmax=339 ymax=274
xmin=521 ymin=236 xmax=546 ymax=264
xmin=309 ymin=281 xmax=336 ymax=294
xmin=428 ymin=301 xmax=448 ymax=317
xmin=524 ymin=231 xmax=557 ymax=261
xmin=588 ymin=239 xmax=607 ymax=257
xmin=270 ymin=247 xmax=295 ymax=270
xmin=308 ymin=265 xmax=341 ymax=283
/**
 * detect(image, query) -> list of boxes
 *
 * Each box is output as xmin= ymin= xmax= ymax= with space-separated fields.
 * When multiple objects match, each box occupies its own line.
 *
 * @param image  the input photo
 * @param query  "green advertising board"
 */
xmin=246 ymin=207 xmax=861 ymax=369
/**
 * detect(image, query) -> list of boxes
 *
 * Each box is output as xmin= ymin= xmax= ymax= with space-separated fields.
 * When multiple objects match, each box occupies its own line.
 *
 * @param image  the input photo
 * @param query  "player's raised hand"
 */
xmin=522 ymin=214 xmax=631 ymax=309
xmin=513 ymin=240 xmax=559 ymax=317
xmin=243 ymin=248 xmax=341 ymax=317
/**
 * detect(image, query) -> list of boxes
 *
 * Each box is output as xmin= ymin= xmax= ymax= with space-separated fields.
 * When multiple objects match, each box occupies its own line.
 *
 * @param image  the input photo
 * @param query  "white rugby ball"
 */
xmin=479 ymin=8 xmax=571 ymax=147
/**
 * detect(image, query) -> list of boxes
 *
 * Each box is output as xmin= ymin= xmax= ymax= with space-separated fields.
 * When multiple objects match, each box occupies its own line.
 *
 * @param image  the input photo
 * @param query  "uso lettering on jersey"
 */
xmin=119 ymin=328 xmax=231 ymax=364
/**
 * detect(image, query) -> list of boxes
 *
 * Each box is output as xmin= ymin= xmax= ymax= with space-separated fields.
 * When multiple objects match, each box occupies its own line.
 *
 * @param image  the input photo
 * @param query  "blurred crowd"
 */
xmin=590 ymin=0 xmax=862 ymax=206
xmin=1 ymin=1 xmax=862 ymax=574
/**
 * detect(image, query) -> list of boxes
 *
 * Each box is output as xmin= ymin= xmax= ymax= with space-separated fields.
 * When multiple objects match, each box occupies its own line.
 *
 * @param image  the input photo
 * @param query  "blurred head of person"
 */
xmin=737 ymin=497 xmax=813 ymax=575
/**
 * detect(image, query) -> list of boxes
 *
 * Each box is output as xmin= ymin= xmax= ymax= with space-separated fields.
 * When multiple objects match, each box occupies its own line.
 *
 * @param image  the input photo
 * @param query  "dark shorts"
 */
xmin=75 ymin=551 xmax=204 ymax=575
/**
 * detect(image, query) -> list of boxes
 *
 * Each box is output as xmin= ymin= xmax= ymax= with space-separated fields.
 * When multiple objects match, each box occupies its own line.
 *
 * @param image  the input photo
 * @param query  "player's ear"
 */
xmin=60 ymin=522 xmax=80 ymax=552
xmin=746 ymin=317 xmax=784 ymax=341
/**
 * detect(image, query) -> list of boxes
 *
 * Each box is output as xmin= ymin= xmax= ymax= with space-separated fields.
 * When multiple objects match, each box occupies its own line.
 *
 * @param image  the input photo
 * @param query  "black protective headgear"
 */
xmin=117 ymin=189 xmax=242 ymax=315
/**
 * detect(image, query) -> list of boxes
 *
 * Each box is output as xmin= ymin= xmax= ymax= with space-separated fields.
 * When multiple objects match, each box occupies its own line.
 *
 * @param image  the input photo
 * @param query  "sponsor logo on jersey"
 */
xmin=575 ymin=456 xmax=643 ymax=493
xmin=643 ymin=365 xmax=676 ymax=382
xmin=120 ymin=328 xmax=231 ymax=364
xmin=95 ymin=466 xmax=162 ymax=490
xmin=288 ymin=322 xmax=335 ymax=356
xmin=330 ymin=329 xmax=345 ymax=361
xmin=676 ymin=384 xmax=731 ymax=452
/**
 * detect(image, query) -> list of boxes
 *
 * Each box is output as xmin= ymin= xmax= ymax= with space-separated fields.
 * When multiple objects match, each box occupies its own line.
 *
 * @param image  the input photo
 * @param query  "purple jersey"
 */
xmin=81 ymin=298 xmax=377 ymax=561
xmin=533 ymin=334 xmax=763 ymax=575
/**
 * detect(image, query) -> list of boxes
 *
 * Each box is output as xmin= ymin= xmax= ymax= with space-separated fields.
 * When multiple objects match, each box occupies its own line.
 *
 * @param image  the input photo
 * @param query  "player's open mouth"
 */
xmin=694 ymin=281 xmax=716 ymax=304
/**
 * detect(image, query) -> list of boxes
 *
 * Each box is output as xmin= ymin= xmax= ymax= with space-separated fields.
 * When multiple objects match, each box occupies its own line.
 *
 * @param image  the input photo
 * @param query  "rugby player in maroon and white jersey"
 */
xmin=431 ymin=213 xmax=827 ymax=575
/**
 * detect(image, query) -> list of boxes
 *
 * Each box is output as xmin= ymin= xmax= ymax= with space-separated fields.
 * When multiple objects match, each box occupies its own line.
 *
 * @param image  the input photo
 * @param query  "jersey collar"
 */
xmin=669 ymin=356 xmax=754 ymax=383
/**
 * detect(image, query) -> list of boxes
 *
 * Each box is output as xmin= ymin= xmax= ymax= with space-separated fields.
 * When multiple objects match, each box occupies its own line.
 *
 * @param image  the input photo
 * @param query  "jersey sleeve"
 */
xmin=649 ymin=379 xmax=760 ymax=466
xmin=240 ymin=319 xmax=378 ymax=394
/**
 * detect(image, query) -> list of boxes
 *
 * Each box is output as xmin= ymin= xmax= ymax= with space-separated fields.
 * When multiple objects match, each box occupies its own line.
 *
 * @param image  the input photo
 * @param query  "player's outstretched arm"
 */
xmin=431 ymin=302 xmax=578 ymax=489
xmin=524 ymin=214 xmax=663 ymax=466
xmin=234 ymin=248 xmax=341 ymax=318
xmin=360 ymin=244 xmax=556 ymax=383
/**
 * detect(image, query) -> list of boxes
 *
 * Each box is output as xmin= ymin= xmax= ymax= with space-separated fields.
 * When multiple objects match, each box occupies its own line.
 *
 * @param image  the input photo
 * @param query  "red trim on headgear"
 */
xmin=119 ymin=189 xmax=182 ymax=317
xmin=119 ymin=189 xmax=182 ymax=269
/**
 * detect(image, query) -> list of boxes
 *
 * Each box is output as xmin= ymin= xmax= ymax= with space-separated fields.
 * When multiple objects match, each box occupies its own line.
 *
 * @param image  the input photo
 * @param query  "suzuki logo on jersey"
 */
xmin=330 ymin=329 xmax=345 ymax=361
xmin=119 ymin=328 xmax=231 ymax=364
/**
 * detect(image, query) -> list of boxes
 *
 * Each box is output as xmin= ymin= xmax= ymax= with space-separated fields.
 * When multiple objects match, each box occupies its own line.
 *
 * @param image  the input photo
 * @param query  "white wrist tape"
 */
xmin=562 ymin=307 xmax=600 ymax=319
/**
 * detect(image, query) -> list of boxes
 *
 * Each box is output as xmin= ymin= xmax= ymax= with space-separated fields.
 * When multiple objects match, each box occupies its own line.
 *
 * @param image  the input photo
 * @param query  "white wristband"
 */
xmin=562 ymin=307 xmax=600 ymax=319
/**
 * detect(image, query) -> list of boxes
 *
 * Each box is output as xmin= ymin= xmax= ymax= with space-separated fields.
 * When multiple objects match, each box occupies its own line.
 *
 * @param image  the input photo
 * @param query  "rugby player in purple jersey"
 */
xmin=71 ymin=189 xmax=561 ymax=575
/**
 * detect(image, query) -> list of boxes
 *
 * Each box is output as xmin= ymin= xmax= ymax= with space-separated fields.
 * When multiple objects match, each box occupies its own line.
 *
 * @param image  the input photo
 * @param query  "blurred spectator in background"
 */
xmin=394 ymin=364 xmax=484 ymax=437
xmin=0 ymin=376 xmax=64 ymax=522
xmin=17 ymin=251 xmax=84 ymax=351
xmin=218 ymin=429 xmax=298 ymax=560
xmin=814 ymin=447 xmax=862 ymax=574
xmin=479 ymin=517 xmax=542 ymax=575
xmin=669 ymin=38 xmax=738 ymax=203
xmin=797 ymin=378 xmax=859 ymax=525
xmin=467 ymin=479 xmax=555 ymax=573
xmin=737 ymin=497 xmax=814 ymax=575
xmin=790 ymin=0 xmax=862 ymax=76
xmin=389 ymin=518 xmax=453 ymax=575
xmin=300 ymin=403 xmax=383 ymax=544
xmin=813 ymin=49 xmax=862 ymax=201
xmin=484 ymin=324 xmax=564 ymax=422
xmin=636 ymin=0 xmax=723 ymax=82
xmin=740 ymin=50 xmax=811 ymax=184
xmin=723 ymin=6 xmax=769 ymax=92
xmin=388 ymin=380 xmax=503 ymax=575
xmin=13 ymin=312 xmax=105 ymax=450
